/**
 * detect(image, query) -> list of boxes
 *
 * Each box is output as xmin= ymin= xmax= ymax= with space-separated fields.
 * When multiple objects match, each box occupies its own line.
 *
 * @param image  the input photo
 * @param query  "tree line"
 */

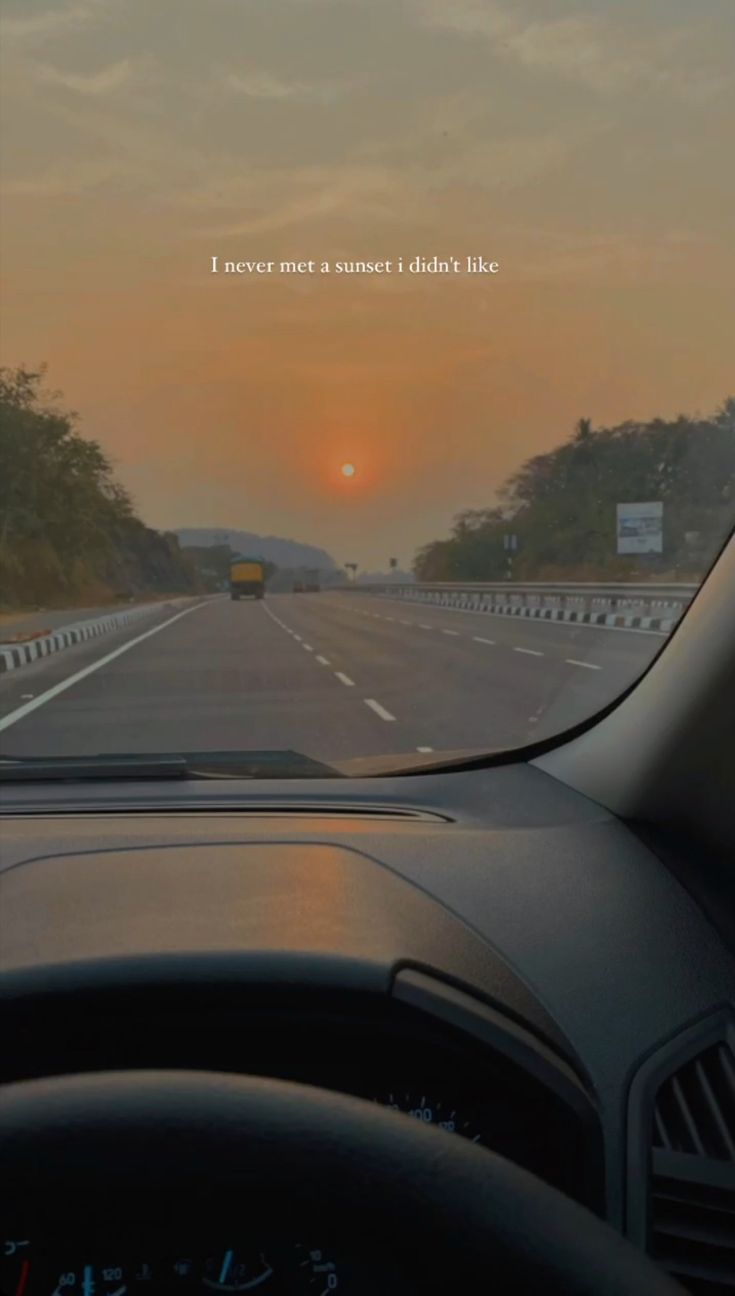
xmin=414 ymin=401 xmax=735 ymax=582
xmin=0 ymin=366 xmax=203 ymax=608
xmin=180 ymin=543 xmax=278 ymax=590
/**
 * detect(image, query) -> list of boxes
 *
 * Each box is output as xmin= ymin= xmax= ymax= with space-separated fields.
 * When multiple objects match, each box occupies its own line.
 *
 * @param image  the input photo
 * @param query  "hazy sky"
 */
xmin=1 ymin=0 xmax=734 ymax=568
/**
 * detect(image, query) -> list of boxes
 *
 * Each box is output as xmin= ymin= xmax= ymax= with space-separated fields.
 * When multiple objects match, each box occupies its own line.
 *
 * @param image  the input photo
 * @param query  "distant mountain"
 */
xmin=175 ymin=528 xmax=338 ymax=572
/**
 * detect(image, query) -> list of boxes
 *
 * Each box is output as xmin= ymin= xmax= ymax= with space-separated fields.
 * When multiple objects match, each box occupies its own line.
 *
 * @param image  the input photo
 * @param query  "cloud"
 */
xmin=32 ymin=55 xmax=147 ymax=96
xmin=0 ymin=0 xmax=116 ymax=43
xmin=222 ymin=69 xmax=347 ymax=105
xmin=512 ymin=228 xmax=709 ymax=285
xmin=445 ymin=123 xmax=611 ymax=192
xmin=413 ymin=1 xmax=732 ymax=101
xmin=0 ymin=154 xmax=142 ymax=197
xmin=413 ymin=0 xmax=510 ymax=42
xmin=199 ymin=163 xmax=400 ymax=237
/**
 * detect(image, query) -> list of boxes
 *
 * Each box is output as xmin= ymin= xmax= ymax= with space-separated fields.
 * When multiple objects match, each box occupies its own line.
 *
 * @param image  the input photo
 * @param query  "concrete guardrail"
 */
xmin=341 ymin=582 xmax=698 ymax=633
xmin=0 ymin=597 xmax=201 ymax=673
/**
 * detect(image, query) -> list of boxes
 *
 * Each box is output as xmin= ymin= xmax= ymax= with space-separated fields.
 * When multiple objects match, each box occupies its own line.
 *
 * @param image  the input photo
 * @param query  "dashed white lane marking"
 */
xmin=417 ymin=746 xmax=433 ymax=753
xmin=364 ymin=698 xmax=396 ymax=721
xmin=264 ymin=604 xmax=356 ymax=687
xmin=359 ymin=598 xmax=667 ymax=636
xmin=0 ymin=600 xmax=210 ymax=734
xmin=267 ymin=600 xmax=607 ymax=687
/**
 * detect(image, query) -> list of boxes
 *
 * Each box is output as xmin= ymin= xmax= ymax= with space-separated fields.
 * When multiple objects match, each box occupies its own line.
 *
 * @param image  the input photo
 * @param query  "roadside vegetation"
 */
xmin=0 ymin=366 xmax=203 ymax=609
xmin=415 ymin=401 xmax=735 ymax=582
xmin=179 ymin=543 xmax=277 ymax=591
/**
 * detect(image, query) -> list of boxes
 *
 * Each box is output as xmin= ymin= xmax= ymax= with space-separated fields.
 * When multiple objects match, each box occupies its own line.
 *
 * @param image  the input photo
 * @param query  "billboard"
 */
xmin=616 ymin=501 xmax=663 ymax=554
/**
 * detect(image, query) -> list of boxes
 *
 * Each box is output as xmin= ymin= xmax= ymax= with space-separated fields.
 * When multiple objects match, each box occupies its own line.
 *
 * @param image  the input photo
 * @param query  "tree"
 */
xmin=0 ymin=366 xmax=199 ymax=605
xmin=413 ymin=400 xmax=734 ymax=581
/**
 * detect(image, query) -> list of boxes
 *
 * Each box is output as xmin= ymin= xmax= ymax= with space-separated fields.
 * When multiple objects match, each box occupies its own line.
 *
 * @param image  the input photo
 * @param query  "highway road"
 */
xmin=0 ymin=592 xmax=666 ymax=765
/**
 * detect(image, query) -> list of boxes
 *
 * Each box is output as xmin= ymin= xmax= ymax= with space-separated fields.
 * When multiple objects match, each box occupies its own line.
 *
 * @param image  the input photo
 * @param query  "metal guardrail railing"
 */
xmin=339 ymin=581 xmax=699 ymax=630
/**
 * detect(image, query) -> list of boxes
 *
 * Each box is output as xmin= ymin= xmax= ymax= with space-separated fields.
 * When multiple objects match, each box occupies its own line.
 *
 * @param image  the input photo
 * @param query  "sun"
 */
xmin=341 ymin=462 xmax=356 ymax=478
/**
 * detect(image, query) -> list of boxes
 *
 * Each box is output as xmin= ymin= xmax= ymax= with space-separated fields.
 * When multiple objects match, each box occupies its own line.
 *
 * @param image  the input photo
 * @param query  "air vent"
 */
xmin=649 ymin=1039 xmax=735 ymax=1295
xmin=653 ymin=1042 xmax=735 ymax=1160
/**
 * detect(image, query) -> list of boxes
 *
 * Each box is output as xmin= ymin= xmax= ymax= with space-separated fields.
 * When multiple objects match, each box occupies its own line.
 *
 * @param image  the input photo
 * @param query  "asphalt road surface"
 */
xmin=0 ymin=592 xmax=666 ymax=765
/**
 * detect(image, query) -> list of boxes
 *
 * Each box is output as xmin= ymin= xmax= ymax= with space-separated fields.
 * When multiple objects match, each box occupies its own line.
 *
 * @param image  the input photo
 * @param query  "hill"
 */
xmin=175 ymin=528 xmax=338 ymax=572
xmin=0 ymin=366 xmax=199 ymax=609
xmin=414 ymin=400 xmax=734 ymax=582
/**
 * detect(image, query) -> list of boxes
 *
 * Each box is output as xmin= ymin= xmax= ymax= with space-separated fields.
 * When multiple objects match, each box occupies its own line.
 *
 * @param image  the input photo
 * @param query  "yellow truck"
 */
xmin=229 ymin=557 xmax=266 ymax=600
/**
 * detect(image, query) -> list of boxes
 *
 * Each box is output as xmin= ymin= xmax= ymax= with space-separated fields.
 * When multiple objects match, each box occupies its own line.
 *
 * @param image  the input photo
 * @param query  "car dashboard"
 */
xmin=1 ymin=762 xmax=734 ymax=1295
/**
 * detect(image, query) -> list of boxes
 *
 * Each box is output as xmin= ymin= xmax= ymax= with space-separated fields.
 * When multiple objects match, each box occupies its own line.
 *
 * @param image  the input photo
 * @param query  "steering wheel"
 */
xmin=0 ymin=1071 xmax=683 ymax=1295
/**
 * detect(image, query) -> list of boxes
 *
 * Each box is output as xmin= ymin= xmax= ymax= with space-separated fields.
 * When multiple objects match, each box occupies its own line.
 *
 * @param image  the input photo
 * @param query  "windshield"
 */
xmin=1 ymin=1 xmax=733 ymax=776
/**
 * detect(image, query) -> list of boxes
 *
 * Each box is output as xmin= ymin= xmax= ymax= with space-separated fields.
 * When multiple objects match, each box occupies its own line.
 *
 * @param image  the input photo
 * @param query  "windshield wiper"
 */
xmin=0 ymin=750 xmax=342 ymax=781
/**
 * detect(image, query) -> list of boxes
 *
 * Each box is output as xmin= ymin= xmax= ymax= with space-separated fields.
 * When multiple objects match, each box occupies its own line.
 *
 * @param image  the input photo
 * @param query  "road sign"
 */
xmin=616 ymin=502 xmax=663 ymax=554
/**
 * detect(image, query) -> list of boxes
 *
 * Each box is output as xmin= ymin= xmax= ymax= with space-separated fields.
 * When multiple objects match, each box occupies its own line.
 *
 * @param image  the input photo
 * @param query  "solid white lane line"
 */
xmin=514 ymin=647 xmax=544 ymax=657
xmin=417 ymin=746 xmax=434 ymax=753
xmin=442 ymin=629 xmax=460 ymax=636
xmin=316 ymin=655 xmax=330 ymax=666
xmin=473 ymin=636 xmax=495 ymax=645
xmin=566 ymin=658 xmax=602 ymax=670
xmin=364 ymin=698 xmax=396 ymax=721
xmin=0 ymin=601 xmax=209 ymax=734
xmin=335 ymin=672 xmax=355 ymax=687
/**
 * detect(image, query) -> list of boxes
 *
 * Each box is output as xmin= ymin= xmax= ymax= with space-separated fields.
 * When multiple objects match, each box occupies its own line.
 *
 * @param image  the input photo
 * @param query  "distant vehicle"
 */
xmin=304 ymin=569 xmax=321 ymax=592
xmin=293 ymin=580 xmax=305 ymax=593
xmin=229 ymin=556 xmax=265 ymax=600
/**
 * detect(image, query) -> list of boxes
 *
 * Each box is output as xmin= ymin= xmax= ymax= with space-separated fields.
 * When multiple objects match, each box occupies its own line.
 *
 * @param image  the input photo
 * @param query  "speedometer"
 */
xmin=0 ymin=1243 xmax=343 ymax=1295
xmin=374 ymin=1092 xmax=484 ymax=1143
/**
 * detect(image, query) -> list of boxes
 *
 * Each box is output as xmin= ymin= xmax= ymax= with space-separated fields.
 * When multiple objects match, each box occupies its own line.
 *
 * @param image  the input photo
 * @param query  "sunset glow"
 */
xmin=0 ymin=1 xmax=732 ymax=569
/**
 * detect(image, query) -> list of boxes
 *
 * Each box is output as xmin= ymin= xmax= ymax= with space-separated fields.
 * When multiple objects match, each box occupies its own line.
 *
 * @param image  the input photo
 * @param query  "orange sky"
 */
xmin=1 ymin=0 xmax=734 ymax=568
